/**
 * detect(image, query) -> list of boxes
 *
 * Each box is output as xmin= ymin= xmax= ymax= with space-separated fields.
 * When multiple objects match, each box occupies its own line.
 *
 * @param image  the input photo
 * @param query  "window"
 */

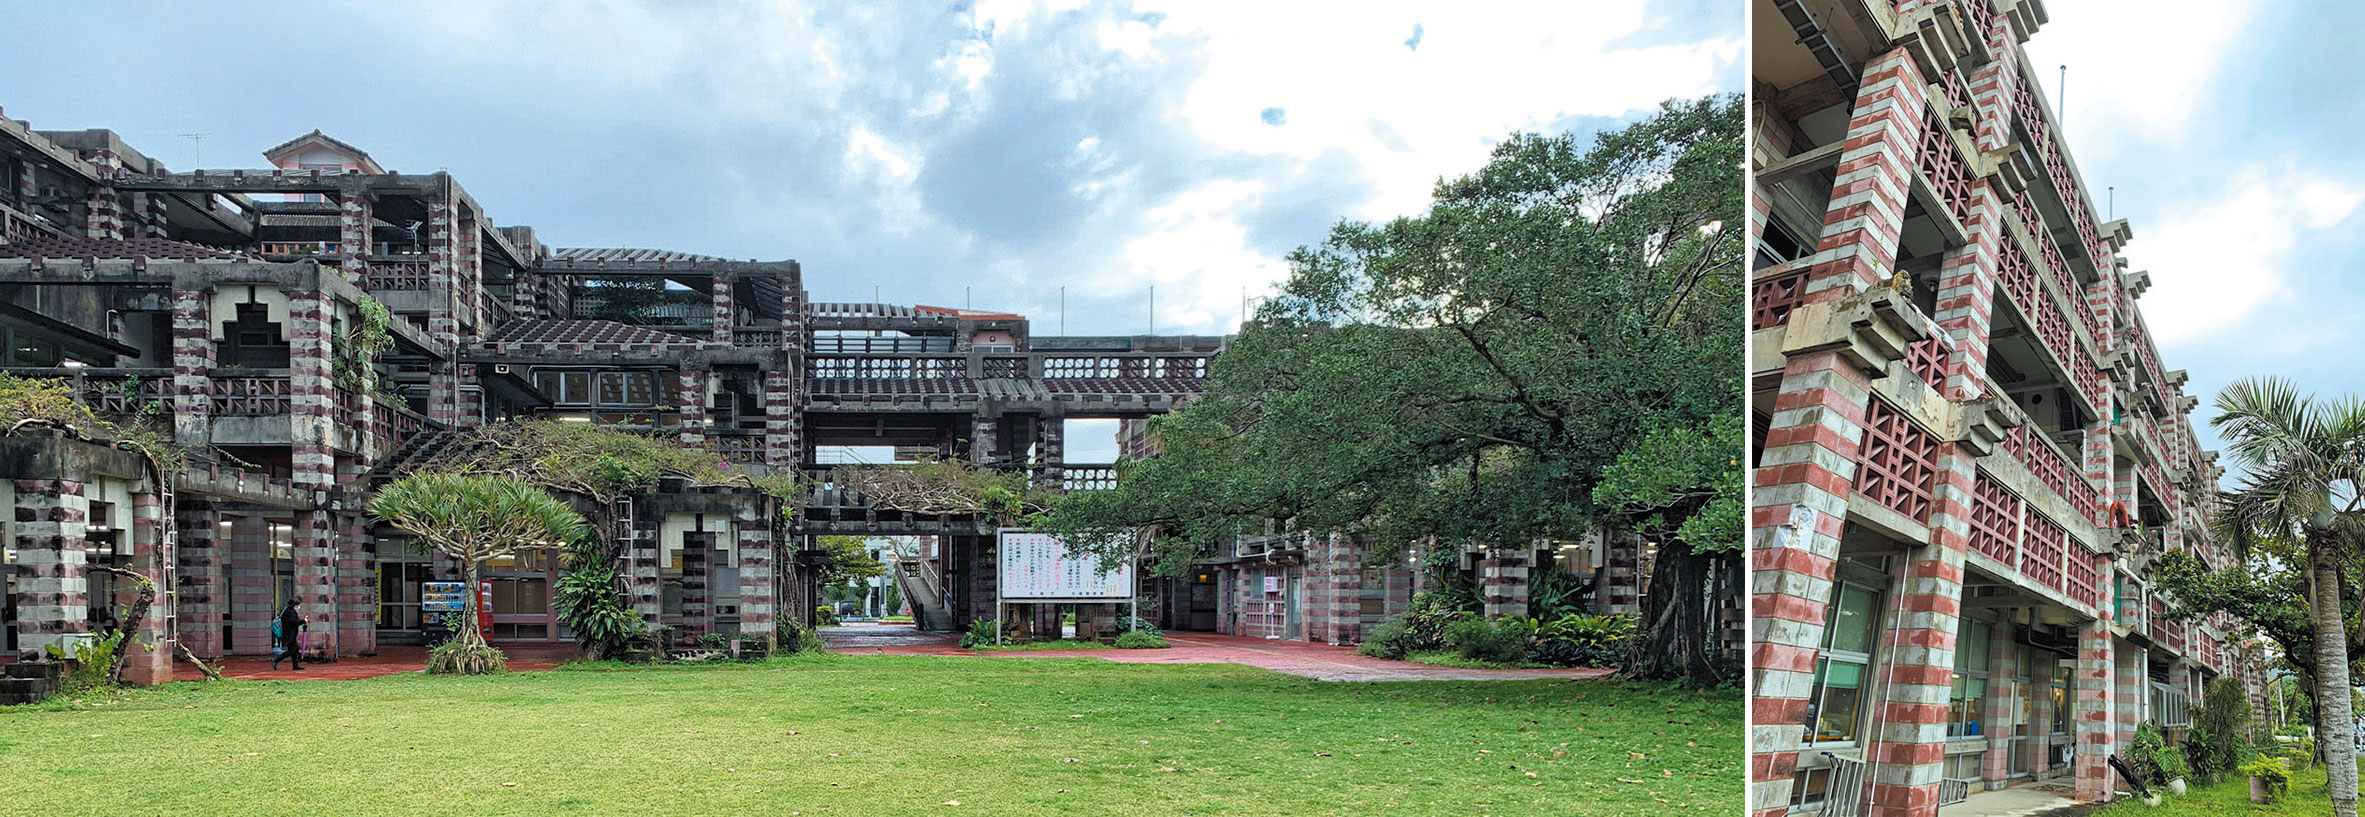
xmin=1754 ymin=218 xmax=1810 ymax=270
xmin=2051 ymin=673 xmax=2073 ymax=735
xmin=1948 ymin=624 xmax=1990 ymax=738
xmin=1803 ymin=583 xmax=1880 ymax=746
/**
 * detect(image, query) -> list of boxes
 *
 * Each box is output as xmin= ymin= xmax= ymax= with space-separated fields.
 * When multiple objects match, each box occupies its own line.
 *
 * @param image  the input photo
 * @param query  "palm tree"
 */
xmin=372 ymin=473 xmax=588 ymax=675
xmin=2211 ymin=377 xmax=2362 ymax=816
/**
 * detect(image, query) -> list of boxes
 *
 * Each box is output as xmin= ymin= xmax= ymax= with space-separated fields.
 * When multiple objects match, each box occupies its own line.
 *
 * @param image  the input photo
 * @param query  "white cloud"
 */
xmin=2021 ymin=0 xmax=2257 ymax=160
xmin=2128 ymin=166 xmax=2362 ymax=346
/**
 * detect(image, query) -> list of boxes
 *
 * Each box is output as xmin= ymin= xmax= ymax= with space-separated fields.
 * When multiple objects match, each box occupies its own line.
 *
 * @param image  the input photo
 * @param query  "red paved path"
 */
xmin=169 ymin=643 xmax=582 ymax=682
xmin=119 ymin=626 xmax=1607 ymax=684
xmin=821 ymin=623 xmax=1613 ymax=682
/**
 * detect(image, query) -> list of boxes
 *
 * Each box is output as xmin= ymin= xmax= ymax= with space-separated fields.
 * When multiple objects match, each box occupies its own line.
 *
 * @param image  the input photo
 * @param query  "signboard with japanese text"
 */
xmin=996 ymin=530 xmax=1133 ymax=600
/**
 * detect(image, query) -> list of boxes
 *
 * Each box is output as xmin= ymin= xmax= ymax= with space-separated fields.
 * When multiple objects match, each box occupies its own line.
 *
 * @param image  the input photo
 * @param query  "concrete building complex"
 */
xmin=0 ymin=104 xmax=1628 ymax=681
xmin=1749 ymin=1 xmax=2265 ymax=814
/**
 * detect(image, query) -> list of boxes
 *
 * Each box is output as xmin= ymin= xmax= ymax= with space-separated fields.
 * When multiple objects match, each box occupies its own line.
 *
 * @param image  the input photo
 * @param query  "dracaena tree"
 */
xmin=372 ymin=473 xmax=589 ymax=675
xmin=2209 ymin=376 xmax=2364 ymax=816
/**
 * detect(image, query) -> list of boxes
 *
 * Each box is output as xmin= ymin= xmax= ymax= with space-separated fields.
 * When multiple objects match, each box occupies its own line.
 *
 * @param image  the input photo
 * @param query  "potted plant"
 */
xmin=736 ymin=632 xmax=771 ymax=661
xmin=2156 ymin=746 xmax=2191 ymax=795
xmin=2242 ymin=755 xmax=2289 ymax=804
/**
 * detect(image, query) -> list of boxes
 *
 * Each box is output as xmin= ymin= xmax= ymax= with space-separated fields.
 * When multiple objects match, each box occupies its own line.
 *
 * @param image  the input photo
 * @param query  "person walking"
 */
xmin=270 ymin=599 xmax=306 ymax=671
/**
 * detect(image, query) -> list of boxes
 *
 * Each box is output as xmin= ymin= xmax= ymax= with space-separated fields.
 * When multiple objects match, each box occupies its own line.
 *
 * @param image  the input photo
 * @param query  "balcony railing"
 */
xmin=716 ymin=434 xmax=766 ymax=465
xmin=1856 ymin=398 xmax=1939 ymax=524
xmin=1751 ymin=267 xmax=1814 ymax=330
xmin=1061 ymin=464 xmax=1118 ymax=492
xmin=211 ymin=376 xmax=292 ymax=416
xmin=365 ymin=259 xmax=430 ymax=290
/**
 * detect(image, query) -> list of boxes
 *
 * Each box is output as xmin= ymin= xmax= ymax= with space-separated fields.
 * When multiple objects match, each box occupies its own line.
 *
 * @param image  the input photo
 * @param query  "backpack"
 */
xmin=271 ymin=617 xmax=283 ymax=639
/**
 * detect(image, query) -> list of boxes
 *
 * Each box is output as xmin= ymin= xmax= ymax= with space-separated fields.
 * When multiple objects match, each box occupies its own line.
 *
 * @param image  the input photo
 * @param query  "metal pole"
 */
xmin=1148 ymin=286 xmax=1155 ymax=335
xmin=1060 ymin=286 xmax=1066 ymax=335
xmin=2057 ymin=65 xmax=2067 ymax=129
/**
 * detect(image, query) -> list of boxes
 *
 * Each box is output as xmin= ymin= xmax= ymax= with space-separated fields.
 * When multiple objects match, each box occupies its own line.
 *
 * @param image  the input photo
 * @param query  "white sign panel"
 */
xmin=997 ymin=530 xmax=1133 ymax=600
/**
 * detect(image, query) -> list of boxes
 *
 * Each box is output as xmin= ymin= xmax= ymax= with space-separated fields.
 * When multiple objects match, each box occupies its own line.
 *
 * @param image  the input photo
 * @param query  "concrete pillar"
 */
xmin=1981 ymin=620 xmax=2017 ymax=788
xmin=710 ymin=273 xmax=736 ymax=344
xmin=626 ymin=514 xmax=662 ymax=627
xmin=1478 ymin=552 xmax=1528 ymax=620
xmin=2073 ymin=619 xmax=2116 ymax=802
xmin=1314 ymin=533 xmax=1365 ymax=644
xmin=120 ymin=489 xmax=174 ymax=685
xmin=681 ymin=536 xmax=709 ymax=638
xmin=174 ymin=506 xmax=224 ymax=658
xmin=1037 ymin=413 xmax=1064 ymax=487
xmin=287 ymin=287 xmax=340 ymax=659
xmin=763 ymin=370 xmax=801 ymax=470
xmin=169 ymin=285 xmax=214 ymax=449
xmin=11 ymin=478 xmax=90 ymax=656
xmin=1795 ymin=48 xmax=1929 ymax=309
xmin=83 ymin=189 xmax=123 ymax=240
xmin=2028 ymin=656 xmax=2057 ymax=778
xmin=1749 ymin=346 xmax=1877 ymax=814
xmin=679 ymin=368 xmax=710 ymax=445
xmin=970 ymin=414 xmax=1000 ymax=467
xmin=334 ymin=510 xmax=375 ymax=656
xmin=339 ymin=194 xmax=372 ymax=286
xmin=2114 ymin=644 xmax=2142 ymax=768
xmin=1863 ymin=478 xmax=1970 ymax=817
xmin=1931 ymin=181 xmax=2001 ymax=400
xmin=227 ymin=516 xmax=275 ymax=655
xmin=735 ymin=506 xmax=776 ymax=640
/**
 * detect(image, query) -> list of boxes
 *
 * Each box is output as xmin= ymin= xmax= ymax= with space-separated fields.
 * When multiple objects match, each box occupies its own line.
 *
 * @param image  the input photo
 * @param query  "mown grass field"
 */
xmin=2090 ymin=760 xmax=2349 ymax=816
xmin=0 ymin=653 xmax=1738 ymax=816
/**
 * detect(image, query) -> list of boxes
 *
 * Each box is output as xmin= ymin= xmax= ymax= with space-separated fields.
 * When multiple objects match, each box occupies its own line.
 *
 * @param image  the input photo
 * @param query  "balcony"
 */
xmin=1061 ymin=464 xmax=1118 ymax=492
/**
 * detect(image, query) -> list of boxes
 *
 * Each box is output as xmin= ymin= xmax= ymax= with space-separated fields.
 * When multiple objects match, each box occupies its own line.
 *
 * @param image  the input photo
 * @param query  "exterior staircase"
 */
xmin=0 ymin=660 xmax=66 ymax=705
xmin=885 ymin=551 xmax=953 ymax=632
xmin=367 ymin=428 xmax=455 ymax=483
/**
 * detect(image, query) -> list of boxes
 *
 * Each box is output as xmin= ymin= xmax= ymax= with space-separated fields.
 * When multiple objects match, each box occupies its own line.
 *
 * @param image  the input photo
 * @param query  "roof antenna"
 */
xmin=2056 ymin=65 xmax=2067 ymax=129
xmin=1148 ymin=285 xmax=1155 ymax=335
xmin=1060 ymin=286 xmax=1066 ymax=335
xmin=2108 ymin=186 xmax=2115 ymax=220
xmin=178 ymin=132 xmax=211 ymax=169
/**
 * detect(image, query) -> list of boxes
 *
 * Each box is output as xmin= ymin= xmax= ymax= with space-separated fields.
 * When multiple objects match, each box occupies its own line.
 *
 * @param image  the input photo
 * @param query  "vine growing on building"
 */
xmin=332 ymin=295 xmax=393 ymax=395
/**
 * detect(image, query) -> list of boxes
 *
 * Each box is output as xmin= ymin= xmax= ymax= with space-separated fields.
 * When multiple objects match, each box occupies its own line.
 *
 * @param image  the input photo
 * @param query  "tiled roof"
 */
xmin=549 ymin=247 xmax=731 ymax=264
xmin=261 ymin=129 xmax=378 ymax=167
xmin=0 ymin=235 xmax=243 ymax=259
xmin=489 ymin=320 xmax=702 ymax=345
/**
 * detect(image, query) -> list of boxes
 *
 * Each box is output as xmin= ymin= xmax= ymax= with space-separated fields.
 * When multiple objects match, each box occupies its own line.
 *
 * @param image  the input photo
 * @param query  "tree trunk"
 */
xmin=2310 ymin=544 xmax=2359 ymax=817
xmin=1621 ymin=540 xmax=1736 ymax=685
xmin=461 ymin=559 xmax=487 ymax=651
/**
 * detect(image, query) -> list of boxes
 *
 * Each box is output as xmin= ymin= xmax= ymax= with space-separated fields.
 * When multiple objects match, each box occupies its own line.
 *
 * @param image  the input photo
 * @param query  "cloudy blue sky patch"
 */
xmin=3 ymin=0 xmax=1738 ymax=338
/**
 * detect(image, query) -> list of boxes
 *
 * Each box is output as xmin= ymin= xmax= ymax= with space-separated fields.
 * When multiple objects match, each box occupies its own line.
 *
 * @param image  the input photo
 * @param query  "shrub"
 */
xmin=1357 ymin=591 xmax=1477 ymax=660
xmin=2128 ymin=723 xmax=2167 ymax=786
xmin=1531 ymin=614 xmax=1636 ymax=668
xmin=1114 ymin=617 xmax=1162 ymax=638
xmin=2287 ymin=738 xmax=2316 ymax=772
xmin=45 ymin=631 xmax=127 ymax=693
xmin=959 ymin=618 xmax=1013 ymax=649
xmin=2155 ymin=746 xmax=2190 ymax=783
xmin=1113 ymin=630 xmax=1169 ymax=649
xmin=697 ymin=632 xmax=730 ymax=651
xmin=553 ymin=537 xmax=642 ymax=660
xmin=1443 ymin=618 xmax=1532 ymax=665
xmin=815 ymin=606 xmax=840 ymax=627
xmin=2189 ymin=677 xmax=2253 ymax=782
xmin=2240 ymin=755 xmax=2288 ymax=802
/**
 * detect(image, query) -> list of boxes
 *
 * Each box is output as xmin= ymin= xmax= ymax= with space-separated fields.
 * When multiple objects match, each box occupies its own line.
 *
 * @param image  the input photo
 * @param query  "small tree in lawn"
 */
xmin=373 ymin=473 xmax=588 ymax=674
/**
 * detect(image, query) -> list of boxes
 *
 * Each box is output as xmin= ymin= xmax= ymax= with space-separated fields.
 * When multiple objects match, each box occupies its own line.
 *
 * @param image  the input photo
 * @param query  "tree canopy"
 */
xmin=1040 ymin=96 xmax=1742 ymax=682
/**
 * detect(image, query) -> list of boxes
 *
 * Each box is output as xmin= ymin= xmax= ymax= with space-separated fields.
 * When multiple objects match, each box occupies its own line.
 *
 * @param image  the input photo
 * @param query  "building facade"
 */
xmin=1750 ymin=1 xmax=2267 ymax=814
xmin=0 ymin=109 xmax=1251 ymax=672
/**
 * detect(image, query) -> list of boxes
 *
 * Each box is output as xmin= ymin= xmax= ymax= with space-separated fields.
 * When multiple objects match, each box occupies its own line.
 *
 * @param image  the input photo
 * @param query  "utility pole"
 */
xmin=178 ymin=132 xmax=211 ymax=169
xmin=2057 ymin=65 xmax=2067 ymax=128
xmin=1148 ymin=286 xmax=1155 ymax=335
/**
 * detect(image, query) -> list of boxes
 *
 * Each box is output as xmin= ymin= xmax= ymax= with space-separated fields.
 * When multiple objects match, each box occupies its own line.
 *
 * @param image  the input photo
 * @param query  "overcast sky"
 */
xmin=2 ymin=0 xmax=1738 ymax=339
xmin=2017 ymin=3 xmax=2365 ymax=460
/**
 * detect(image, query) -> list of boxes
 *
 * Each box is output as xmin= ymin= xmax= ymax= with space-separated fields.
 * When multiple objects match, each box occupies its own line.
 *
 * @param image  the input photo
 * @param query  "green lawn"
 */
xmin=2091 ymin=761 xmax=2348 ymax=816
xmin=0 ymin=653 xmax=1738 ymax=816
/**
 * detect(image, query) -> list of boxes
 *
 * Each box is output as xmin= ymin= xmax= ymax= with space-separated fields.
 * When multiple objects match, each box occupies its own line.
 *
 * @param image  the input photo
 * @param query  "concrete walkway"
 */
xmin=1944 ymin=785 xmax=2092 ymax=817
xmin=820 ymin=622 xmax=1615 ymax=682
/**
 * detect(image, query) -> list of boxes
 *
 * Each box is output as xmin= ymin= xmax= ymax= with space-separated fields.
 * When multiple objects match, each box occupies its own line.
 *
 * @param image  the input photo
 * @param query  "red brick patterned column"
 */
xmin=1749 ymin=347 xmax=1875 ymax=815
xmin=2073 ymin=620 xmax=2117 ymax=802
xmin=1981 ymin=619 xmax=2017 ymax=786
xmin=1478 ymin=552 xmax=1528 ymax=621
xmin=735 ymin=505 xmax=776 ymax=641
xmin=174 ymin=506 xmax=224 ymax=658
xmin=120 ymin=489 xmax=175 ymax=685
xmin=1933 ymin=181 xmax=2003 ymax=400
xmin=339 ymin=194 xmax=373 ymax=286
xmin=11 ymin=478 xmax=90 ymax=656
xmin=969 ymin=414 xmax=1000 ymax=467
xmin=335 ymin=509 xmax=376 ymax=656
xmin=1863 ymin=446 xmax=1972 ymax=817
xmin=1324 ymin=533 xmax=1365 ymax=644
xmin=679 ymin=368 xmax=710 ymax=445
xmin=288 ymin=287 xmax=341 ymax=659
xmin=83 ymin=189 xmax=123 ymax=240
xmin=1799 ymin=48 xmax=1930 ymax=307
xmin=764 ymin=371 xmax=802 ymax=470
xmin=227 ymin=516 xmax=274 ymax=655
xmin=170 ymin=286 xmax=214 ymax=448
xmin=710 ymin=273 xmax=736 ymax=344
